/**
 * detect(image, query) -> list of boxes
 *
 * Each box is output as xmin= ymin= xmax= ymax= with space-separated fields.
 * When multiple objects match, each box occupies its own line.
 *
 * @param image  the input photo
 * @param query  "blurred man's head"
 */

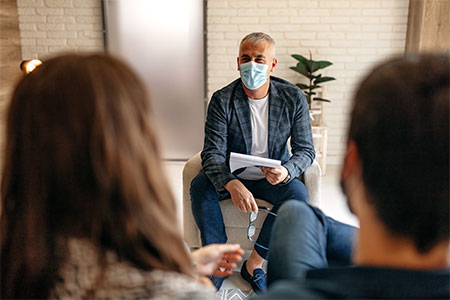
xmin=342 ymin=54 xmax=449 ymax=254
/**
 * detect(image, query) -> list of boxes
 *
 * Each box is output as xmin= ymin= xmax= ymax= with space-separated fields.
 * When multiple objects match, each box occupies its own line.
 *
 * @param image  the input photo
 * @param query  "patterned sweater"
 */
xmin=50 ymin=239 xmax=216 ymax=299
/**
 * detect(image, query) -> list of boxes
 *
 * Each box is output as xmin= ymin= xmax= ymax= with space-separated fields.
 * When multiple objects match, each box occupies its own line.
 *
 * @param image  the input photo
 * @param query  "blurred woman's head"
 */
xmin=1 ymin=53 xmax=193 ymax=298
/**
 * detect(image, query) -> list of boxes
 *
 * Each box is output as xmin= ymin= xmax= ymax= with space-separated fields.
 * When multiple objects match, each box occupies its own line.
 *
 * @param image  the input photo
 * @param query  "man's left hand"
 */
xmin=259 ymin=166 xmax=289 ymax=185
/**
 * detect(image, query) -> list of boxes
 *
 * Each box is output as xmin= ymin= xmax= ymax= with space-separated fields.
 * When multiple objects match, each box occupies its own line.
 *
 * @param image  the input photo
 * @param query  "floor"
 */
xmin=162 ymin=161 xmax=359 ymax=292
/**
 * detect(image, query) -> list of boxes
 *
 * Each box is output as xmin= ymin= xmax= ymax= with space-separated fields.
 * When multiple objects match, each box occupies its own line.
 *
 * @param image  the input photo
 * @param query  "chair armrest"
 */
xmin=183 ymin=152 xmax=202 ymax=186
xmin=303 ymin=160 xmax=321 ymax=207
xmin=182 ymin=152 xmax=202 ymax=247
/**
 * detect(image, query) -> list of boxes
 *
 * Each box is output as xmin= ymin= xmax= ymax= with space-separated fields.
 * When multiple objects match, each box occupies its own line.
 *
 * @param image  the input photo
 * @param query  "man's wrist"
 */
xmin=224 ymin=179 xmax=238 ymax=191
xmin=281 ymin=173 xmax=291 ymax=184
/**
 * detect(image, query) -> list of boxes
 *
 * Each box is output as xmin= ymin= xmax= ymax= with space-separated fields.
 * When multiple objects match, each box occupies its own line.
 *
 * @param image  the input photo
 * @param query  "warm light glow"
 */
xmin=21 ymin=59 xmax=42 ymax=74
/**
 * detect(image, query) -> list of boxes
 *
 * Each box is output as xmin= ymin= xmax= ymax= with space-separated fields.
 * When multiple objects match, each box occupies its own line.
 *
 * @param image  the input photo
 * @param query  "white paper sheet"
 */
xmin=229 ymin=152 xmax=281 ymax=173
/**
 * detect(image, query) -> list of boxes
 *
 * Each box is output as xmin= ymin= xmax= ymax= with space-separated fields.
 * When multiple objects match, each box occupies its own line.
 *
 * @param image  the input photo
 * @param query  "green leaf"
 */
xmin=290 ymin=62 xmax=309 ymax=77
xmin=295 ymin=83 xmax=309 ymax=90
xmin=309 ymin=85 xmax=322 ymax=90
xmin=289 ymin=66 xmax=305 ymax=76
xmin=317 ymin=61 xmax=333 ymax=69
xmin=306 ymin=91 xmax=317 ymax=96
xmin=313 ymin=97 xmax=331 ymax=102
xmin=304 ymin=60 xmax=313 ymax=73
xmin=314 ymin=76 xmax=336 ymax=84
xmin=291 ymin=54 xmax=308 ymax=64
xmin=310 ymin=61 xmax=320 ymax=73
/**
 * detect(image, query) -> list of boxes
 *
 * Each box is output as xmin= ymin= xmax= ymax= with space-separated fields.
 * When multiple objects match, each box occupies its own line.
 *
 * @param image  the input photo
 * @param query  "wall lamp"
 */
xmin=20 ymin=59 xmax=42 ymax=75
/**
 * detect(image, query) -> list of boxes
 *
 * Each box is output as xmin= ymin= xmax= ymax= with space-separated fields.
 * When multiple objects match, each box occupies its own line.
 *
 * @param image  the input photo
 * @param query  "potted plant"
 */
xmin=290 ymin=52 xmax=336 ymax=110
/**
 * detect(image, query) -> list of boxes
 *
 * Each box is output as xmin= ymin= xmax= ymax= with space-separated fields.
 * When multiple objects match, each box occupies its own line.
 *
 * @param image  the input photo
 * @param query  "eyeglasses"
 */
xmin=247 ymin=206 xmax=277 ymax=250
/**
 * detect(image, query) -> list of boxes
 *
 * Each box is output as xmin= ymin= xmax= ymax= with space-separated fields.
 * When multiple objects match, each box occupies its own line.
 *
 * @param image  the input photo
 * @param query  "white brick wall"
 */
xmin=207 ymin=0 xmax=409 ymax=165
xmin=16 ymin=0 xmax=409 ymax=166
xmin=17 ymin=0 xmax=104 ymax=60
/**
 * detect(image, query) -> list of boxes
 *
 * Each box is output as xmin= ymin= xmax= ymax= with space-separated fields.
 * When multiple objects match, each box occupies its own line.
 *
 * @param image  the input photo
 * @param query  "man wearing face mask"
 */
xmin=190 ymin=32 xmax=315 ymax=292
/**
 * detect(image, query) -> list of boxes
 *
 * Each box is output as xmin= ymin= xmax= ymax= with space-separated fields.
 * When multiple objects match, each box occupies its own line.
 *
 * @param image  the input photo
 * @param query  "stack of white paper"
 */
xmin=229 ymin=152 xmax=281 ymax=173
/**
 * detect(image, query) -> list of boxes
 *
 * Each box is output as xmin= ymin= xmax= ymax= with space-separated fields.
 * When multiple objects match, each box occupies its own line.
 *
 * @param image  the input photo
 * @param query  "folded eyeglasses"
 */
xmin=247 ymin=206 xmax=277 ymax=250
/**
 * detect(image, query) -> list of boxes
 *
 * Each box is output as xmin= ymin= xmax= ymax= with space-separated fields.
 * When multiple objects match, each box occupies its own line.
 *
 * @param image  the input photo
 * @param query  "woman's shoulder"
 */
xmin=106 ymin=269 xmax=217 ymax=300
xmin=139 ymin=269 xmax=217 ymax=300
xmin=51 ymin=238 xmax=216 ymax=299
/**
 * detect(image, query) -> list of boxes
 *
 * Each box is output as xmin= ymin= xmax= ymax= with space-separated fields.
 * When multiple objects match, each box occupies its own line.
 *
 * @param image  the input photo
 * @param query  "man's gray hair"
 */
xmin=240 ymin=32 xmax=276 ymax=50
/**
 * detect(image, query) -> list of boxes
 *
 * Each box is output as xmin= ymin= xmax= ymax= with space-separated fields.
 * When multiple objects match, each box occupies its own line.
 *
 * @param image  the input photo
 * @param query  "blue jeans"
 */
xmin=267 ymin=200 xmax=357 ymax=286
xmin=190 ymin=171 xmax=309 ymax=259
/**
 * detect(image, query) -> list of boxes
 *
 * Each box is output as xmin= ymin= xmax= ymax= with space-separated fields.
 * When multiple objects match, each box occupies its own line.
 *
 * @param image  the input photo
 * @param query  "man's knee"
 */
xmin=284 ymin=179 xmax=309 ymax=202
xmin=190 ymin=171 xmax=215 ymax=201
xmin=277 ymin=200 xmax=315 ymax=226
xmin=190 ymin=171 xmax=208 ymax=190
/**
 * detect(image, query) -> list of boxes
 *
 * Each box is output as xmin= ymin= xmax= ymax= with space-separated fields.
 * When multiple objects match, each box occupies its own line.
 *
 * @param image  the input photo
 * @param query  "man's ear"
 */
xmin=341 ymin=140 xmax=364 ymax=215
xmin=270 ymin=58 xmax=278 ymax=72
xmin=342 ymin=140 xmax=362 ymax=183
xmin=237 ymin=57 xmax=240 ymax=71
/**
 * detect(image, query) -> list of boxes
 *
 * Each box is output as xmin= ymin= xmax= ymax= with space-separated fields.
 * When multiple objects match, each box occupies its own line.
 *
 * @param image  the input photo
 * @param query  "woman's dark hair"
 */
xmin=1 ymin=53 xmax=194 ymax=298
xmin=348 ymin=54 xmax=449 ymax=253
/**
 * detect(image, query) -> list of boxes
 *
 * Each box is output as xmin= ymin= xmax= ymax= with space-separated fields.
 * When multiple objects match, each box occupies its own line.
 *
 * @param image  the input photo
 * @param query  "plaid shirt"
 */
xmin=201 ymin=76 xmax=315 ymax=191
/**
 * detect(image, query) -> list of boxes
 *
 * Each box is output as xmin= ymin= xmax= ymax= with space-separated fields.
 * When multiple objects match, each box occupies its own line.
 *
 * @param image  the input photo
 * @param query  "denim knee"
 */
xmin=190 ymin=171 xmax=218 ymax=204
xmin=268 ymin=200 xmax=328 ymax=285
xmin=285 ymin=180 xmax=309 ymax=203
xmin=278 ymin=200 xmax=314 ymax=226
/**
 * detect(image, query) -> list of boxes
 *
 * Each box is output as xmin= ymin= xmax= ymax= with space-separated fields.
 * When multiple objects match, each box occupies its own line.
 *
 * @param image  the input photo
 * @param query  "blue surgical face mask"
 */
xmin=240 ymin=61 xmax=269 ymax=90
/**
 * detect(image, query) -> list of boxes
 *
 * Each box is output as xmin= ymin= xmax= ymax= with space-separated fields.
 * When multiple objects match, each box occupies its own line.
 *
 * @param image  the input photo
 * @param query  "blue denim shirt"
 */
xmin=201 ymin=76 xmax=315 ymax=191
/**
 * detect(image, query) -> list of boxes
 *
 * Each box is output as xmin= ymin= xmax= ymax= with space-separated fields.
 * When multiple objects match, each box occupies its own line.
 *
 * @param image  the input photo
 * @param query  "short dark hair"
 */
xmin=349 ymin=54 xmax=449 ymax=253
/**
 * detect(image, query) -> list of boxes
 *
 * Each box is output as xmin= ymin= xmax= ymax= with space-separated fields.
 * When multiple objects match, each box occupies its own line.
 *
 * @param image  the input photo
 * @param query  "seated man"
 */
xmin=256 ymin=54 xmax=450 ymax=299
xmin=190 ymin=32 xmax=315 ymax=292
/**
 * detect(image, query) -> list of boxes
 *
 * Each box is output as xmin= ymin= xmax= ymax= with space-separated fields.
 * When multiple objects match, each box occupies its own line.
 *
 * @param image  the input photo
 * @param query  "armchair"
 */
xmin=182 ymin=152 xmax=321 ymax=249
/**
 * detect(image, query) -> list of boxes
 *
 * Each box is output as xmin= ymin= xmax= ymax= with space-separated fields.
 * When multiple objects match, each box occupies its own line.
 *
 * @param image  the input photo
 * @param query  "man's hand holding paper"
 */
xmin=259 ymin=166 xmax=289 ymax=185
xmin=229 ymin=152 xmax=288 ymax=186
xmin=229 ymin=152 xmax=281 ymax=173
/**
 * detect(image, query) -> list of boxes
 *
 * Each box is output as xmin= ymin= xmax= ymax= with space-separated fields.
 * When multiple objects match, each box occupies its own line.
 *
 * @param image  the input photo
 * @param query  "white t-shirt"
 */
xmin=237 ymin=95 xmax=269 ymax=180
